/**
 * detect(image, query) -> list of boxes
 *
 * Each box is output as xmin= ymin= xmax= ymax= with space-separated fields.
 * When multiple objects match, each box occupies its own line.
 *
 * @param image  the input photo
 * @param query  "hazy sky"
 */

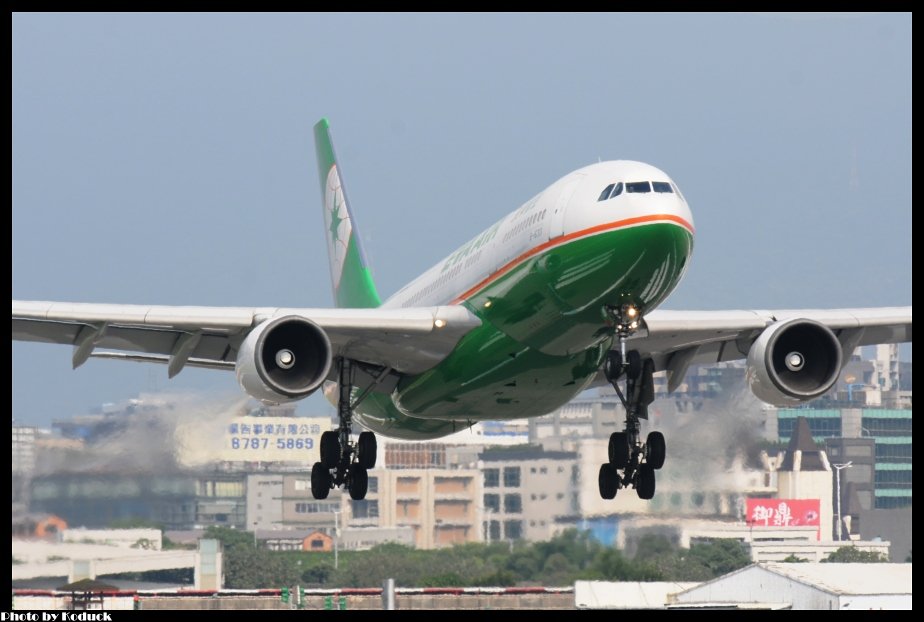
xmin=13 ymin=13 xmax=912 ymax=426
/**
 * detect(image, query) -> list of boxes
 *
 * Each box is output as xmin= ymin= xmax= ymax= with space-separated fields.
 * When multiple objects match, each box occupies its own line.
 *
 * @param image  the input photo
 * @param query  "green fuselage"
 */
xmin=356 ymin=221 xmax=693 ymax=439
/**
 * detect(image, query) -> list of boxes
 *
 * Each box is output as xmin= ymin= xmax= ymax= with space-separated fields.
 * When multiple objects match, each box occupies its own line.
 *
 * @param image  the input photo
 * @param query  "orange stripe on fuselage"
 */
xmin=449 ymin=214 xmax=694 ymax=304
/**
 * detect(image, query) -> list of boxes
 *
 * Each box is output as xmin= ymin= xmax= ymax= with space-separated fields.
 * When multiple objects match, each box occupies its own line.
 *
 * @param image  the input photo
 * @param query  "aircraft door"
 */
xmin=548 ymin=173 xmax=585 ymax=240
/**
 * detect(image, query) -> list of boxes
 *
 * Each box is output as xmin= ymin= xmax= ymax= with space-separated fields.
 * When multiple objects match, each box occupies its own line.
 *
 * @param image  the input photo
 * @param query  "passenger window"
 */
xmin=598 ymin=184 xmax=615 ymax=202
xmin=626 ymin=181 xmax=651 ymax=193
xmin=652 ymin=182 xmax=673 ymax=193
xmin=609 ymin=182 xmax=624 ymax=199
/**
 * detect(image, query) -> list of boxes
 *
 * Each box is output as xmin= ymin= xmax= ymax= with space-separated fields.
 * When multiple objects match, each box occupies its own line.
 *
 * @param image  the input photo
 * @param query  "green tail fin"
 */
xmin=314 ymin=118 xmax=382 ymax=309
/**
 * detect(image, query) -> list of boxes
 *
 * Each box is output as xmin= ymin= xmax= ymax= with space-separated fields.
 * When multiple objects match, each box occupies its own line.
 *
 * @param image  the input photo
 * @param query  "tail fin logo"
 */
xmin=324 ymin=165 xmax=351 ymax=288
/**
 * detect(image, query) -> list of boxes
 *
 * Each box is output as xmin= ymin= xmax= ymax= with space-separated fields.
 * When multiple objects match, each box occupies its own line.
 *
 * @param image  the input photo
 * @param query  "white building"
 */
xmin=670 ymin=562 xmax=911 ymax=610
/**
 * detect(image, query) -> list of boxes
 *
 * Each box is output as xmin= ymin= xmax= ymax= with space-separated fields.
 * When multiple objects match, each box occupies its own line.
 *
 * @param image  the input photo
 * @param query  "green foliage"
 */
xmin=685 ymin=539 xmax=751 ymax=576
xmin=905 ymin=549 xmax=912 ymax=563
xmin=634 ymin=534 xmax=675 ymax=559
xmin=301 ymin=563 xmax=334 ymax=586
xmin=217 ymin=529 xmax=754 ymax=589
xmin=204 ymin=525 xmax=257 ymax=550
xmin=781 ymin=554 xmax=809 ymax=563
xmin=162 ymin=536 xmax=195 ymax=550
xmin=822 ymin=546 xmax=888 ymax=563
xmin=628 ymin=536 xmax=750 ymax=582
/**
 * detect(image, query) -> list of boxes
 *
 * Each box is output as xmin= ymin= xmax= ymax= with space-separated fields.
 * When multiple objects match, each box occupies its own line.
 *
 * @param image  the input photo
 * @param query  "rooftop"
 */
xmin=759 ymin=562 xmax=912 ymax=595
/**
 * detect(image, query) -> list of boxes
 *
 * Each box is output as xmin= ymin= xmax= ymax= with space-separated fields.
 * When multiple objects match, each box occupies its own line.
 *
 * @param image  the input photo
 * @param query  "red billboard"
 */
xmin=746 ymin=498 xmax=821 ymax=540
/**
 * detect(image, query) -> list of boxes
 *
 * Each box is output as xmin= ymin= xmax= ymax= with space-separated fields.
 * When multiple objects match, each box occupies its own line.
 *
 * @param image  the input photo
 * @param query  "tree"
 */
xmin=301 ymin=563 xmax=334 ymax=586
xmin=684 ymin=539 xmax=751 ymax=576
xmin=634 ymin=534 xmax=675 ymax=560
xmin=204 ymin=525 xmax=256 ymax=550
xmin=822 ymin=546 xmax=888 ymax=563
xmin=586 ymin=548 xmax=660 ymax=581
xmin=223 ymin=547 xmax=301 ymax=588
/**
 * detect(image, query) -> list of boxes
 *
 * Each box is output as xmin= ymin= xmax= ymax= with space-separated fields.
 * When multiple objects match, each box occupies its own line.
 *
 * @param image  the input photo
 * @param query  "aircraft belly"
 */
xmin=352 ymin=393 xmax=472 ymax=440
xmin=390 ymin=321 xmax=608 ymax=421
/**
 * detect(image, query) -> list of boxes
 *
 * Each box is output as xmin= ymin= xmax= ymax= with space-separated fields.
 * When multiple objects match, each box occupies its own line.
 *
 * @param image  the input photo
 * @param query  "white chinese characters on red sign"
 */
xmin=746 ymin=498 xmax=821 ymax=540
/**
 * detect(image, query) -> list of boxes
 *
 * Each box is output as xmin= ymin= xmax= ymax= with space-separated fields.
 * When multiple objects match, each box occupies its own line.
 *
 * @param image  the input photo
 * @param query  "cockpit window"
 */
xmin=598 ymin=184 xmax=615 ymax=202
xmin=652 ymin=182 xmax=673 ymax=193
xmin=626 ymin=181 xmax=651 ymax=193
xmin=609 ymin=182 xmax=623 ymax=199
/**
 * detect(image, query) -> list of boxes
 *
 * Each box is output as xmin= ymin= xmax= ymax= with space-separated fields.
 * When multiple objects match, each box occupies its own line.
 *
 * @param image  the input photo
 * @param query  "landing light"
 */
xmin=626 ymin=306 xmax=638 ymax=318
xmin=629 ymin=321 xmax=638 ymax=329
xmin=434 ymin=319 xmax=447 ymax=329
xmin=484 ymin=300 xmax=492 ymax=309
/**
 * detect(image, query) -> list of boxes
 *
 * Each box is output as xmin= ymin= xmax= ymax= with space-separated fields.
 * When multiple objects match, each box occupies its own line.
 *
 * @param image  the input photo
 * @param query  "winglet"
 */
xmin=313 ymin=118 xmax=382 ymax=309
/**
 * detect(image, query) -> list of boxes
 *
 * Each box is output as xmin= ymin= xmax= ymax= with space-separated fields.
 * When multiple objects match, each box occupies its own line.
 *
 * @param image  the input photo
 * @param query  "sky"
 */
xmin=12 ymin=13 xmax=912 ymax=427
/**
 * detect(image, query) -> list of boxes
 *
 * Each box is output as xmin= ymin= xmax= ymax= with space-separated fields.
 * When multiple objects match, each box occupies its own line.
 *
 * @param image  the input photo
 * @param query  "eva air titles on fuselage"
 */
xmin=394 ymin=191 xmax=548 ymax=309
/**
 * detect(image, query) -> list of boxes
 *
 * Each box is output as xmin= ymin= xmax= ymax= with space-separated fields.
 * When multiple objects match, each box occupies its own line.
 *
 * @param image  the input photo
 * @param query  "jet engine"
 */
xmin=746 ymin=318 xmax=842 ymax=406
xmin=236 ymin=315 xmax=332 ymax=403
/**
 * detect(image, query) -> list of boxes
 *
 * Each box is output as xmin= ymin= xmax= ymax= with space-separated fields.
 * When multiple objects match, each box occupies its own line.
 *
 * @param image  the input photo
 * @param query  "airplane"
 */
xmin=12 ymin=119 xmax=912 ymax=503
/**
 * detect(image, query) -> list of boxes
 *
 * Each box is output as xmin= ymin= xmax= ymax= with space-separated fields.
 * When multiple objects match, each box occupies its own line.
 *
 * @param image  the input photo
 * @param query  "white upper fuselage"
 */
xmin=383 ymin=160 xmax=695 ymax=310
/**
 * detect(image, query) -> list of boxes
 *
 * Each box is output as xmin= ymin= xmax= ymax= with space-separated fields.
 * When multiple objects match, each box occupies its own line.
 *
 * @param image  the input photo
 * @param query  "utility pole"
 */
xmin=833 ymin=462 xmax=853 ymax=541
xmin=333 ymin=510 xmax=340 ymax=570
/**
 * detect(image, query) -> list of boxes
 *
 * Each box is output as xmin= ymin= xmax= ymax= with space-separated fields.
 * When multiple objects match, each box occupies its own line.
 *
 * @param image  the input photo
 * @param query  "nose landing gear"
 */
xmin=597 ymin=305 xmax=667 ymax=501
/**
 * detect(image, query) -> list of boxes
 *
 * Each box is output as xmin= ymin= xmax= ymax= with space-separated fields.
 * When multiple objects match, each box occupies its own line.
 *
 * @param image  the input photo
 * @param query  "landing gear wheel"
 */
xmin=358 ymin=431 xmax=377 ymax=469
xmin=320 ymin=431 xmax=340 ymax=469
xmin=349 ymin=465 xmax=369 ymax=500
xmin=311 ymin=462 xmax=331 ymax=499
xmin=626 ymin=350 xmax=642 ymax=379
xmin=646 ymin=431 xmax=666 ymax=470
xmin=598 ymin=463 xmax=619 ymax=500
xmin=636 ymin=464 xmax=656 ymax=500
xmin=608 ymin=431 xmax=630 ymax=469
xmin=604 ymin=350 xmax=623 ymax=382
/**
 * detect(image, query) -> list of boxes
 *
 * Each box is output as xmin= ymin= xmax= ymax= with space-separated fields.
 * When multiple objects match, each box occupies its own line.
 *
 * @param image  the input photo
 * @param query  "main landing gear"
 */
xmin=598 ymin=305 xmax=666 ymax=501
xmin=311 ymin=358 xmax=377 ymax=501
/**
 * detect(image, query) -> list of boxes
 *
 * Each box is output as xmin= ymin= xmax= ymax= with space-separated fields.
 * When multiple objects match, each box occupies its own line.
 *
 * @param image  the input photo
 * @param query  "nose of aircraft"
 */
xmin=563 ymin=164 xmax=695 ymax=242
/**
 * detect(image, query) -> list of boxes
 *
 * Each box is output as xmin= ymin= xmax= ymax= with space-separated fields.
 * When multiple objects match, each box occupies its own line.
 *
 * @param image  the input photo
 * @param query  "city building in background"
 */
xmin=12 ymin=349 xmax=910 ymax=563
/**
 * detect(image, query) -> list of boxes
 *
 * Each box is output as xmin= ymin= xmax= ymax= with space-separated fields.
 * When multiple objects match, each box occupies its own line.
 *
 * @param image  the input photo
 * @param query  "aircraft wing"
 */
xmin=630 ymin=306 xmax=912 ymax=392
xmin=11 ymin=300 xmax=481 ymax=379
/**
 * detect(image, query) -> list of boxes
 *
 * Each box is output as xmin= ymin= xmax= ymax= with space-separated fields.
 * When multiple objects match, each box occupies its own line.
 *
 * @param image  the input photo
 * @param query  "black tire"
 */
xmin=311 ymin=462 xmax=331 ymax=500
xmin=358 ymin=431 xmax=377 ymax=469
xmin=646 ymin=431 xmax=666 ymax=470
xmin=349 ymin=466 xmax=368 ymax=500
xmin=608 ymin=431 xmax=629 ymax=468
xmin=626 ymin=350 xmax=642 ymax=380
xmin=598 ymin=463 xmax=619 ymax=500
xmin=604 ymin=350 xmax=623 ymax=382
xmin=636 ymin=464 xmax=656 ymax=500
xmin=320 ymin=431 xmax=339 ymax=469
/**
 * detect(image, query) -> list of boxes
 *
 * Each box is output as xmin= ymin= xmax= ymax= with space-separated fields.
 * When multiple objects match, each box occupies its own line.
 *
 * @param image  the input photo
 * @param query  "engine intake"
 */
xmin=236 ymin=315 xmax=332 ymax=403
xmin=746 ymin=318 xmax=843 ymax=406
